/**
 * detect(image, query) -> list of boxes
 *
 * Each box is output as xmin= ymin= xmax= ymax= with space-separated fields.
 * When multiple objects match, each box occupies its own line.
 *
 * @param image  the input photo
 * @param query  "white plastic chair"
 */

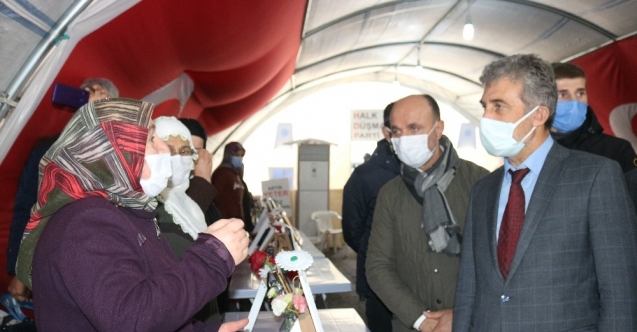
xmin=310 ymin=211 xmax=343 ymax=253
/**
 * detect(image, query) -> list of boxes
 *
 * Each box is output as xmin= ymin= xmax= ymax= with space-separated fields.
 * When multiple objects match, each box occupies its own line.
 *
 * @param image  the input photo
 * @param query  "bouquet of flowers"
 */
xmin=249 ymin=250 xmax=313 ymax=332
xmin=267 ymin=276 xmax=308 ymax=317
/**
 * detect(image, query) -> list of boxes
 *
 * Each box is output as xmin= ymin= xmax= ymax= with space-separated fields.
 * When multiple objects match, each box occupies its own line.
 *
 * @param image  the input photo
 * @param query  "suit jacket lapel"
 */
xmin=485 ymin=167 xmax=504 ymax=278
xmin=505 ymin=143 xmax=569 ymax=283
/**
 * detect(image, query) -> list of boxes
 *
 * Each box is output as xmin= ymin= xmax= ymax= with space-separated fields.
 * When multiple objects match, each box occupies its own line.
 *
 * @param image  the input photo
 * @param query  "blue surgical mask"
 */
xmin=553 ymin=100 xmax=587 ymax=133
xmin=231 ymin=156 xmax=243 ymax=168
xmin=479 ymin=106 xmax=539 ymax=158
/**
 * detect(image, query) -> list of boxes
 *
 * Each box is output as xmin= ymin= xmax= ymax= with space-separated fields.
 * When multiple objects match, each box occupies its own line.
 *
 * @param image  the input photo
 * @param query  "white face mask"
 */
xmin=139 ymin=153 xmax=172 ymax=196
xmin=479 ymin=105 xmax=539 ymax=157
xmin=391 ymin=122 xmax=438 ymax=169
xmin=168 ymin=155 xmax=193 ymax=188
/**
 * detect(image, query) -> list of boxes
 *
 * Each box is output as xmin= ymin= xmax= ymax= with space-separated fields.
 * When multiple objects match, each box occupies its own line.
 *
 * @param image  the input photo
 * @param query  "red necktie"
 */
xmin=498 ymin=168 xmax=530 ymax=279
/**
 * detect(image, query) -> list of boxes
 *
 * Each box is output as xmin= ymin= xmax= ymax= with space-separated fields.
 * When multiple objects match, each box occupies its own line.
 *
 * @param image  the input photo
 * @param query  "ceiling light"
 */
xmin=463 ymin=2 xmax=474 ymax=41
xmin=463 ymin=19 xmax=474 ymax=41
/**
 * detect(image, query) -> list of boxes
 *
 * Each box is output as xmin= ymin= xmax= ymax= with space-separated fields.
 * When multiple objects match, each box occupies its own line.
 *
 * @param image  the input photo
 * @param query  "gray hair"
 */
xmin=80 ymin=78 xmax=119 ymax=98
xmin=480 ymin=54 xmax=556 ymax=129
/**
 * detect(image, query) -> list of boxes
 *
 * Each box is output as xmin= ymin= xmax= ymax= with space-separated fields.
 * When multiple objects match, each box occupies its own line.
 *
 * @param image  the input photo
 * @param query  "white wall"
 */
xmin=241 ymin=81 xmax=501 ymax=196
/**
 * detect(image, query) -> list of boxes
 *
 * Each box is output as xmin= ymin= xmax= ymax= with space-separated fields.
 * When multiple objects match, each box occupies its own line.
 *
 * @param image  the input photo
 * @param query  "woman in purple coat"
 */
xmin=15 ymin=98 xmax=249 ymax=332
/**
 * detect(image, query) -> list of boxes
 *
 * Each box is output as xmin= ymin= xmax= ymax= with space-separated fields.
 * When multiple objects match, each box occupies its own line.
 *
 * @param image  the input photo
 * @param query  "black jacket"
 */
xmin=342 ymin=139 xmax=400 ymax=298
xmin=7 ymin=136 xmax=58 ymax=275
xmin=552 ymin=106 xmax=637 ymax=173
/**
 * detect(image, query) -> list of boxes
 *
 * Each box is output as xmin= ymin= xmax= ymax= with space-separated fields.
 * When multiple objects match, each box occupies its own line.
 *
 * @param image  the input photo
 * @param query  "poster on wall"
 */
xmin=351 ymin=109 xmax=384 ymax=141
xmin=269 ymin=167 xmax=294 ymax=190
xmin=262 ymin=178 xmax=292 ymax=217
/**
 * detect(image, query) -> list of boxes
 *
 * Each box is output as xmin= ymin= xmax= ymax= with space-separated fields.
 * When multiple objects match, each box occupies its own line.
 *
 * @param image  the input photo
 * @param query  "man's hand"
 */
xmin=193 ymin=148 xmax=212 ymax=182
xmin=424 ymin=309 xmax=453 ymax=332
xmin=85 ymin=84 xmax=110 ymax=103
xmin=219 ymin=318 xmax=248 ymax=332
xmin=8 ymin=276 xmax=31 ymax=302
xmin=205 ymin=218 xmax=249 ymax=265
xmin=419 ymin=315 xmax=439 ymax=332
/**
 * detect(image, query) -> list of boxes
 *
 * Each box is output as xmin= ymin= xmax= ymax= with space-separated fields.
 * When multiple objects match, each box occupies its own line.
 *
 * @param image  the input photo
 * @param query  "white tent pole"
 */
xmin=0 ymin=0 xmax=92 ymax=121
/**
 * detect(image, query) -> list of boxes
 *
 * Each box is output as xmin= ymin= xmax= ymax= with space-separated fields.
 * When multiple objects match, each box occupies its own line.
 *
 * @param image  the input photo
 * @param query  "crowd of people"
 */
xmin=343 ymin=55 xmax=637 ymax=332
xmin=6 ymin=80 xmax=256 ymax=331
xmin=4 ymin=53 xmax=637 ymax=332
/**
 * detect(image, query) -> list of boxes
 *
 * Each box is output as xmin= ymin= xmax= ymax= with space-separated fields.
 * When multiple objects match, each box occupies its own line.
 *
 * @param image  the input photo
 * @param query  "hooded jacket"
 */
xmin=552 ymin=106 xmax=637 ymax=173
xmin=342 ymin=139 xmax=400 ymax=298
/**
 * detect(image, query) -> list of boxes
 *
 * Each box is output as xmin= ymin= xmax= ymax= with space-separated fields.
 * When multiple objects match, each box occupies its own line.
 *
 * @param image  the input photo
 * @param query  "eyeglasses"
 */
xmin=169 ymin=146 xmax=195 ymax=157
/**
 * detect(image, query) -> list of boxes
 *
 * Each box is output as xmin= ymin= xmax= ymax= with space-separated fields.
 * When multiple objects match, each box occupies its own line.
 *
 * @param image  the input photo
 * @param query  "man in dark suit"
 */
xmin=453 ymin=54 xmax=637 ymax=331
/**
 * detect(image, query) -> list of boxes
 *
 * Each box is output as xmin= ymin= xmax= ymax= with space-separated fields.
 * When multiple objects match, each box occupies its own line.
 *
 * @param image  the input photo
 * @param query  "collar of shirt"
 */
xmin=496 ymin=135 xmax=554 ymax=238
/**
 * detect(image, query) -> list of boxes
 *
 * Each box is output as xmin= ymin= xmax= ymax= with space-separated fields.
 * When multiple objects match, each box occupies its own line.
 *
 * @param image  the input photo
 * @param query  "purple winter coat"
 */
xmin=32 ymin=197 xmax=234 ymax=331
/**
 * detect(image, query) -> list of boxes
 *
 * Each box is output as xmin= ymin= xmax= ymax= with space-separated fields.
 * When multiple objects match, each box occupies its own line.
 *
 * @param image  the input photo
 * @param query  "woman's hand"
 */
xmin=205 ymin=218 xmax=249 ymax=265
xmin=193 ymin=149 xmax=212 ymax=182
xmin=219 ymin=318 xmax=249 ymax=332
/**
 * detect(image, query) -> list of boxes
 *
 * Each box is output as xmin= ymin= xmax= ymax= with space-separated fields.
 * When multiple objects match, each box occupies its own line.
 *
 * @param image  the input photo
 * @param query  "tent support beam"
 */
xmin=501 ymin=0 xmax=617 ymax=40
xmin=0 ymin=0 xmax=92 ymax=121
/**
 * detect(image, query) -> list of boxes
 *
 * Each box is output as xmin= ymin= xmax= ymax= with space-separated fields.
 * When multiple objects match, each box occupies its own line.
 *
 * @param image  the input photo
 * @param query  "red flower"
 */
xmin=285 ymin=270 xmax=298 ymax=280
xmin=249 ymin=250 xmax=275 ymax=273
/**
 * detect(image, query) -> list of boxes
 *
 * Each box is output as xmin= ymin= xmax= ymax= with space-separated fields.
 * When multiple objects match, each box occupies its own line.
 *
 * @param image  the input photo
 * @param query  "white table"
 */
xmin=298 ymin=231 xmax=326 ymax=258
xmin=229 ymin=258 xmax=351 ymax=299
xmin=225 ymin=308 xmax=369 ymax=332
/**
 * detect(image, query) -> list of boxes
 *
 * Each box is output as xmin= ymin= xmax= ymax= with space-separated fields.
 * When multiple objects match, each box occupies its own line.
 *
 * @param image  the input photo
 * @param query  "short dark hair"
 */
xmin=423 ymin=94 xmax=441 ymax=121
xmin=383 ymin=102 xmax=394 ymax=128
xmin=179 ymin=118 xmax=207 ymax=148
xmin=552 ymin=62 xmax=586 ymax=80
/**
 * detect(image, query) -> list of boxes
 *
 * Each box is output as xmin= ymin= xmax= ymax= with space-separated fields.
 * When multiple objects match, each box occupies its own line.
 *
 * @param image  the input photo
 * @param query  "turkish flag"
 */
xmin=571 ymin=35 xmax=637 ymax=151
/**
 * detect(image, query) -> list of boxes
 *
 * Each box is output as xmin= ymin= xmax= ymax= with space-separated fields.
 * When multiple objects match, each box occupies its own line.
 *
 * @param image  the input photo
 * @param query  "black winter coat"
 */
xmin=342 ymin=139 xmax=400 ymax=298
xmin=552 ymin=106 xmax=637 ymax=173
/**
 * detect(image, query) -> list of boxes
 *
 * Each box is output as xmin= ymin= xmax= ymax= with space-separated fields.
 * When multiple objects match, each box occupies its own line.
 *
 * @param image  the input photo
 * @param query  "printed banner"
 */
xmin=351 ymin=110 xmax=384 ymax=141
xmin=457 ymin=123 xmax=476 ymax=149
xmin=274 ymin=123 xmax=293 ymax=148
xmin=262 ymin=178 xmax=292 ymax=217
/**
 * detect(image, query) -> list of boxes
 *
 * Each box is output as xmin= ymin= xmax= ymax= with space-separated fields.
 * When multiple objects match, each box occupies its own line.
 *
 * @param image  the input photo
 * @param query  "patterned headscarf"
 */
xmin=16 ymin=98 xmax=156 ymax=288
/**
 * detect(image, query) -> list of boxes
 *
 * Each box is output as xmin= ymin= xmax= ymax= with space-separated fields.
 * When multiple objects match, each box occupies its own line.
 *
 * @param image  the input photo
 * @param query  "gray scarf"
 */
xmin=400 ymin=136 xmax=461 ymax=256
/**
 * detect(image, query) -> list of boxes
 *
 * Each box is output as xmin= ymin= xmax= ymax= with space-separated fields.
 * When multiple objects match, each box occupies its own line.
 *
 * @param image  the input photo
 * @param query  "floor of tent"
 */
xmin=320 ymin=246 xmax=365 ymax=321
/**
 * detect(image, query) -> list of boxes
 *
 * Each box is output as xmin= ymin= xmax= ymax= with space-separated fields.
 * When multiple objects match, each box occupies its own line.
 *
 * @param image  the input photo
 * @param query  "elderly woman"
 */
xmin=16 ymin=99 xmax=249 ymax=332
xmin=154 ymin=116 xmax=208 ymax=258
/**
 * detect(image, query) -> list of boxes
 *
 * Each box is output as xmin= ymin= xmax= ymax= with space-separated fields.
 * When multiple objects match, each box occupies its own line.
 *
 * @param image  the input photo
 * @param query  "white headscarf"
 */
xmin=154 ymin=116 xmax=207 ymax=240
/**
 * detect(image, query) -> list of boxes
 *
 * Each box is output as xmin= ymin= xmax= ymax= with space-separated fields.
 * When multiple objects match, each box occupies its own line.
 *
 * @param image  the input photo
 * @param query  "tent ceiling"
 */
xmin=292 ymin=0 xmax=636 ymax=93
xmin=1 ymin=0 xmax=636 ymax=294
xmin=2 ymin=0 xmax=637 ymax=138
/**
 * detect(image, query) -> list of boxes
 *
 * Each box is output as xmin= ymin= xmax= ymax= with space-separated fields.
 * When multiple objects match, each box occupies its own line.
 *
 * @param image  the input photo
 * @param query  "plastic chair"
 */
xmin=310 ymin=211 xmax=343 ymax=253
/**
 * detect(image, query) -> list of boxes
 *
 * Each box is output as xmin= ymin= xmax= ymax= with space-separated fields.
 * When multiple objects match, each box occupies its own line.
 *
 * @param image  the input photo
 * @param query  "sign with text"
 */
xmin=351 ymin=109 xmax=384 ymax=141
xmin=261 ymin=178 xmax=292 ymax=217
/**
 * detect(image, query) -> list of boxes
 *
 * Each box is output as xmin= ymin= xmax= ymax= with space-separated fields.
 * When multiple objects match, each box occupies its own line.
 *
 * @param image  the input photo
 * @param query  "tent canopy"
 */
xmin=1 ymin=0 xmax=637 ymax=289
